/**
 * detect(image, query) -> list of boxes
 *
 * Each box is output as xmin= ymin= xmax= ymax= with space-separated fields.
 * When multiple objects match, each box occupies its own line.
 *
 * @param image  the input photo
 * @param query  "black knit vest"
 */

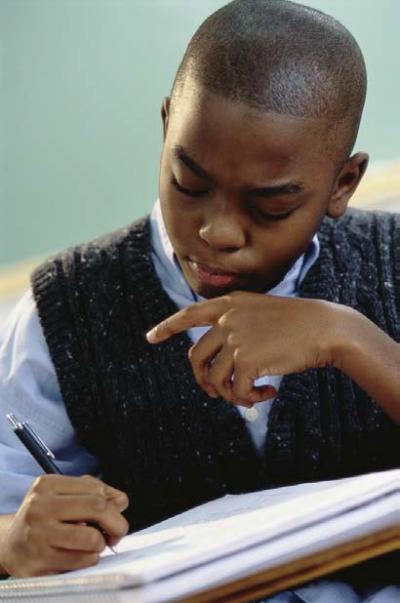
xmin=31 ymin=209 xmax=400 ymax=531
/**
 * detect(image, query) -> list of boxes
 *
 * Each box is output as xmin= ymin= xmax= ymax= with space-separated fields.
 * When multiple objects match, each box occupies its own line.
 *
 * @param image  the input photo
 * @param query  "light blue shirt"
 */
xmin=0 ymin=203 xmax=397 ymax=601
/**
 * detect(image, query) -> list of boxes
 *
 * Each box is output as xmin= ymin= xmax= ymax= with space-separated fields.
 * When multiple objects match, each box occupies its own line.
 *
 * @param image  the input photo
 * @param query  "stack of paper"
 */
xmin=0 ymin=469 xmax=398 ymax=602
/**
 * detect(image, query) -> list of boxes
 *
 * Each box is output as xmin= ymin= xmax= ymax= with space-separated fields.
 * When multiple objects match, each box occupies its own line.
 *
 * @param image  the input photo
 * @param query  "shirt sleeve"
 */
xmin=0 ymin=290 xmax=100 ymax=514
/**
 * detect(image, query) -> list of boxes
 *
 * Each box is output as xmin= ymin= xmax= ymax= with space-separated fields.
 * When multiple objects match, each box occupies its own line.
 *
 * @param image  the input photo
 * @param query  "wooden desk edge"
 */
xmin=183 ymin=526 xmax=400 ymax=603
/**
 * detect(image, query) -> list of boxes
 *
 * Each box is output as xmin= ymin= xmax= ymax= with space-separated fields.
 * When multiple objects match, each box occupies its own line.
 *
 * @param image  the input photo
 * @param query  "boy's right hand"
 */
xmin=0 ymin=474 xmax=129 ymax=577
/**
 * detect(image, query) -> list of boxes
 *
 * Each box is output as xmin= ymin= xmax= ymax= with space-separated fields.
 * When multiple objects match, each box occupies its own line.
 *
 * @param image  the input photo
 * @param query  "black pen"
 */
xmin=6 ymin=413 xmax=117 ymax=554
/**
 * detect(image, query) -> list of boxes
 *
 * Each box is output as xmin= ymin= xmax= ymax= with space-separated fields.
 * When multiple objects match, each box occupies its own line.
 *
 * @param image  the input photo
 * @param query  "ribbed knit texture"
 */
xmin=31 ymin=209 xmax=399 ymax=531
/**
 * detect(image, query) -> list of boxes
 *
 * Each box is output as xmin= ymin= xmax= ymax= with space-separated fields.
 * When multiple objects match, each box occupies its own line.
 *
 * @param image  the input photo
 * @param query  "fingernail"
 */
xmin=146 ymin=329 xmax=157 ymax=343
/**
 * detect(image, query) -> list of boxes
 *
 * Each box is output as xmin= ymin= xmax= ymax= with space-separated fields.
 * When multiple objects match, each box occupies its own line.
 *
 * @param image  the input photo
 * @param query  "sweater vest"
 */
xmin=31 ymin=209 xmax=400 ymax=531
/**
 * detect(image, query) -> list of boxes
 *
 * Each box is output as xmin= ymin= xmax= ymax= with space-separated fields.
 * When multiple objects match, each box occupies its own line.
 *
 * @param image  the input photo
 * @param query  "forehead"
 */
xmin=168 ymin=82 xmax=333 ymax=183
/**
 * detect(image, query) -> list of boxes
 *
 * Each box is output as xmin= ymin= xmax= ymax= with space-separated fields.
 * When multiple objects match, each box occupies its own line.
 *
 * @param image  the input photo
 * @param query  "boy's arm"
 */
xmin=147 ymin=292 xmax=400 ymax=423
xmin=332 ymin=307 xmax=400 ymax=422
xmin=0 ymin=292 xmax=130 ymax=576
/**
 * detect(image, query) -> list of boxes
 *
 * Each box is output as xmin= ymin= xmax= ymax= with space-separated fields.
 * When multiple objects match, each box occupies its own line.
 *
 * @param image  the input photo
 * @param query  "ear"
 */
xmin=327 ymin=152 xmax=369 ymax=219
xmin=161 ymin=97 xmax=171 ymax=142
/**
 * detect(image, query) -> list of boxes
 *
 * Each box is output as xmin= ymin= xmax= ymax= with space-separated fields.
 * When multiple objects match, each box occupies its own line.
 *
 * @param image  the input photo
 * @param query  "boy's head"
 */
xmin=158 ymin=0 xmax=369 ymax=298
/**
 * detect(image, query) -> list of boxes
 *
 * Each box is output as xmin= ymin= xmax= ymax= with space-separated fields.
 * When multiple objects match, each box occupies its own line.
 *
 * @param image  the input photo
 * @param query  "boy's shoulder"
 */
xmin=30 ymin=215 xmax=154 ymax=311
xmin=318 ymin=207 xmax=400 ymax=257
xmin=303 ymin=207 xmax=400 ymax=307
xmin=33 ymin=215 xmax=151 ymax=277
xmin=67 ymin=215 xmax=150 ymax=261
xmin=321 ymin=206 xmax=400 ymax=236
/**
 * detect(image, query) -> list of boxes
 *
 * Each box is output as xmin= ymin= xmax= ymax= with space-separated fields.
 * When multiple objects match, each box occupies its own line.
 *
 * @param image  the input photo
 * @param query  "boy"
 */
xmin=0 ymin=0 xmax=398 ymax=600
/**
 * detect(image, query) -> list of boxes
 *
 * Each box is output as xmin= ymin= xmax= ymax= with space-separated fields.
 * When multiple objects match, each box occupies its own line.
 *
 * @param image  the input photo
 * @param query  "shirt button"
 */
xmin=244 ymin=406 xmax=259 ymax=422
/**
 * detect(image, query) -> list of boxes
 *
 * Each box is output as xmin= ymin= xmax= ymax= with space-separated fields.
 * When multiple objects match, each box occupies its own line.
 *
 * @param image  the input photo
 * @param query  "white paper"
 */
xmin=1 ymin=469 xmax=398 ymax=602
xmin=74 ymin=469 xmax=399 ymax=584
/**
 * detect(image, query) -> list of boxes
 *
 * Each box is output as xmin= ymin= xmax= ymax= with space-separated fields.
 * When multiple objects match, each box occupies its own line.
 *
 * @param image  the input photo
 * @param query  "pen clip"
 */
xmin=6 ymin=413 xmax=23 ymax=430
xmin=6 ymin=413 xmax=56 ymax=460
xmin=22 ymin=422 xmax=56 ymax=459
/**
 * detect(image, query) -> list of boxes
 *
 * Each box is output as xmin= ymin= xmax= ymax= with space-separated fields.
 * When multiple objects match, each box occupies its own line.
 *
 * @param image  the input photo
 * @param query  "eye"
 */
xmin=171 ymin=176 xmax=209 ymax=198
xmin=253 ymin=207 xmax=294 ymax=222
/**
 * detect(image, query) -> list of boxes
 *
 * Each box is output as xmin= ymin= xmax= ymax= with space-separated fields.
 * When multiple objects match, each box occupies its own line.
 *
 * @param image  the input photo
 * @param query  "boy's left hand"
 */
xmin=146 ymin=292 xmax=342 ymax=405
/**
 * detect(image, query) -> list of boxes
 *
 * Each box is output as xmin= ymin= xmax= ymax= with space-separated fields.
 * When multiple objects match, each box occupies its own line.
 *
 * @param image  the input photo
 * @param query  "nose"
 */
xmin=199 ymin=199 xmax=246 ymax=251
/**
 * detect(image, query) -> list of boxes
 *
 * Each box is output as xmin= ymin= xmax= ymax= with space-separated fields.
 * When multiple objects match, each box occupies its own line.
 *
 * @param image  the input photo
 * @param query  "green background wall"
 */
xmin=1 ymin=0 xmax=399 ymax=267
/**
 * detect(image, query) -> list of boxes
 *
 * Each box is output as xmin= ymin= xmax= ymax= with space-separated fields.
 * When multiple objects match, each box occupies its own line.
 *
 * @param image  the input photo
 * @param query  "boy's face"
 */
xmin=159 ymin=80 xmax=366 ymax=299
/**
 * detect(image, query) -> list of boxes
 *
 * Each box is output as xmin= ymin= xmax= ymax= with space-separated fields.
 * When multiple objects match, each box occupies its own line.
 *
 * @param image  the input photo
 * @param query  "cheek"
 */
xmin=160 ymin=194 xmax=198 ymax=253
xmin=253 ymin=211 xmax=321 ymax=270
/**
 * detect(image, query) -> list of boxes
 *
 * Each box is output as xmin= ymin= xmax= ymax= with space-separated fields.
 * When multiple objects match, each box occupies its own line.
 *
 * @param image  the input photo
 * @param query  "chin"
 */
xmin=195 ymin=281 xmax=266 ymax=300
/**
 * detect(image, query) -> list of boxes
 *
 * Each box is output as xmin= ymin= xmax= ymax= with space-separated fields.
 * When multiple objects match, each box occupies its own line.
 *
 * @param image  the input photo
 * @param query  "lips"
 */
xmin=189 ymin=260 xmax=240 ymax=287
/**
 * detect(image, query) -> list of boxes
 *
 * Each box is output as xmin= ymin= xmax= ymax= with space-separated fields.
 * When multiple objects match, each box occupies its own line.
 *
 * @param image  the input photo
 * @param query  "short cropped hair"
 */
xmin=171 ymin=0 xmax=367 ymax=161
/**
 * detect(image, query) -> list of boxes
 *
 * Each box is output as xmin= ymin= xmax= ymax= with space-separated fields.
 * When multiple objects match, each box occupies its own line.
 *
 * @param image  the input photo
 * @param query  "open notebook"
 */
xmin=0 ymin=469 xmax=398 ymax=602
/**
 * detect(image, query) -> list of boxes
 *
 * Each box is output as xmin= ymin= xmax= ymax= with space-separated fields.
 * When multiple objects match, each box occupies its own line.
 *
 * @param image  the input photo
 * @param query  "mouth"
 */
xmin=188 ymin=260 xmax=240 ymax=287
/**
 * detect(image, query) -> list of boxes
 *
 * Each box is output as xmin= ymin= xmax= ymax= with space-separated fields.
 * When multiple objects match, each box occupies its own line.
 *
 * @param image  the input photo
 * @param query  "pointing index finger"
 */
xmin=146 ymin=298 xmax=226 ymax=344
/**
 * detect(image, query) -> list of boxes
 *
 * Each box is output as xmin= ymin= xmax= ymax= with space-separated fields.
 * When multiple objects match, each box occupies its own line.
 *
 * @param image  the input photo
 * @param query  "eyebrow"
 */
xmin=174 ymin=145 xmax=215 ymax=183
xmin=173 ymin=145 xmax=304 ymax=196
xmin=250 ymin=183 xmax=303 ymax=197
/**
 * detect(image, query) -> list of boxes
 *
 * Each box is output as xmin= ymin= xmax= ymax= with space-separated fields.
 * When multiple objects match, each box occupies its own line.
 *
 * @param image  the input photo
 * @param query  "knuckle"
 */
xmin=217 ymin=314 xmax=228 ymax=328
xmin=25 ymin=493 xmax=44 ymax=521
xmin=30 ymin=475 xmax=49 ymax=494
xmin=233 ymin=348 xmax=246 ymax=365
xmin=116 ymin=491 xmax=129 ymax=511
xmin=81 ymin=474 xmax=97 ymax=483
xmin=82 ymin=475 xmax=104 ymax=493
xmin=91 ymin=494 xmax=107 ymax=512
xmin=120 ymin=516 xmax=130 ymax=536
xmin=227 ymin=333 xmax=239 ymax=348
xmin=221 ymin=294 xmax=234 ymax=307
xmin=112 ymin=513 xmax=130 ymax=538
xmin=188 ymin=346 xmax=201 ymax=367
xmin=88 ymin=528 xmax=105 ymax=552
xmin=222 ymin=291 xmax=240 ymax=306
